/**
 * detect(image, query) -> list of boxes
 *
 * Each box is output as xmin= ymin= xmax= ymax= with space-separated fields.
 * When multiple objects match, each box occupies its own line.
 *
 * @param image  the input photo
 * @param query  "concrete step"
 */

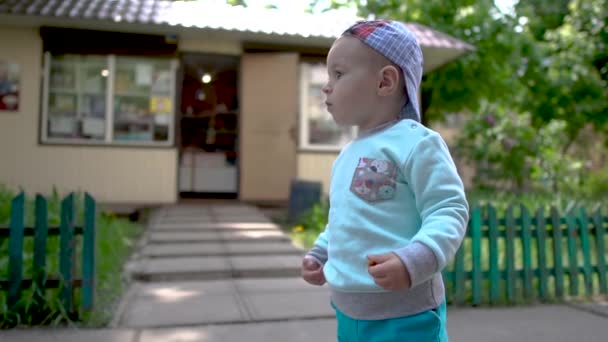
xmin=138 ymin=319 xmax=336 ymax=341
xmin=148 ymin=230 xmax=291 ymax=244
xmin=156 ymin=217 xmax=216 ymax=224
xmin=119 ymin=278 xmax=332 ymax=328
xmin=132 ymin=255 xmax=303 ymax=282
xmin=149 ymin=222 xmax=280 ymax=232
xmin=141 ymin=242 xmax=304 ymax=258
xmin=157 ymin=215 xmax=271 ymax=224
xmin=160 ymin=207 xmax=263 ymax=217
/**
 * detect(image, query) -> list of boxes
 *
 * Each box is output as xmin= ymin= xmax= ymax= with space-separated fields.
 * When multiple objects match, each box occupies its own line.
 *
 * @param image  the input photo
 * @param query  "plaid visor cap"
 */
xmin=343 ymin=20 xmax=423 ymax=122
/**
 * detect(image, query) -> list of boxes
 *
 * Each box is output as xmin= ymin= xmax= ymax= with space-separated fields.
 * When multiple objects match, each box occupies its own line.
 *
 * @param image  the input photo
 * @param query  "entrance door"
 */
xmin=178 ymin=54 xmax=239 ymax=198
xmin=240 ymin=53 xmax=298 ymax=202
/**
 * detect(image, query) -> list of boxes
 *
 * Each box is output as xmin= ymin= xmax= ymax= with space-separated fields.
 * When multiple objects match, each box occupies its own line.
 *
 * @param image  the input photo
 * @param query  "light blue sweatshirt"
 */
xmin=307 ymin=119 xmax=469 ymax=320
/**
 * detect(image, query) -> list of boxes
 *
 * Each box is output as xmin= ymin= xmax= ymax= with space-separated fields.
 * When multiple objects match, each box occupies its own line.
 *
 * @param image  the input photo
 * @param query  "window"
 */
xmin=299 ymin=63 xmax=356 ymax=151
xmin=42 ymin=53 xmax=177 ymax=146
xmin=44 ymin=55 xmax=107 ymax=141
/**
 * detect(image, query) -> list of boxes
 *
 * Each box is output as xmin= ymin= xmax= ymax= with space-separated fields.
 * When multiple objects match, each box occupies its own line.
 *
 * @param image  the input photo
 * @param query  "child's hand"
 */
xmin=367 ymin=253 xmax=411 ymax=291
xmin=301 ymin=256 xmax=326 ymax=286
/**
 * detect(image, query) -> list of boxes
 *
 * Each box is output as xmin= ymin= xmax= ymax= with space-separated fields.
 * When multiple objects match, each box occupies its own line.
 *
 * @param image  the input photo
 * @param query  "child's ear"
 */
xmin=377 ymin=65 xmax=401 ymax=97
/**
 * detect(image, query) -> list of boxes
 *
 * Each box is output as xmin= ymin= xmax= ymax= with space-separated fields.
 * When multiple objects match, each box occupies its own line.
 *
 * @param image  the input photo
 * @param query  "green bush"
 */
xmin=455 ymin=105 xmax=592 ymax=195
xmin=574 ymin=164 xmax=608 ymax=201
xmin=0 ymin=185 xmax=14 ymax=224
xmin=290 ymin=200 xmax=329 ymax=250
xmin=0 ymin=187 xmax=143 ymax=328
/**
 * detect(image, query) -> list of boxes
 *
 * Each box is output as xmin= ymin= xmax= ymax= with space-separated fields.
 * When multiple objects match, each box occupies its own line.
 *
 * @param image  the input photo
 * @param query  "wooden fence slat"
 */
xmin=82 ymin=193 xmax=96 ymax=311
xmin=551 ymin=207 xmax=565 ymax=298
xmin=488 ymin=204 xmax=500 ymax=304
xmin=577 ymin=208 xmax=594 ymax=297
xmin=0 ymin=278 xmax=83 ymax=291
xmin=0 ymin=226 xmax=83 ymax=237
xmin=1 ymin=192 xmax=97 ymax=316
xmin=7 ymin=193 xmax=26 ymax=309
xmin=535 ymin=207 xmax=549 ymax=300
xmin=59 ymin=193 xmax=76 ymax=313
xmin=565 ymin=210 xmax=579 ymax=296
xmin=592 ymin=208 xmax=607 ymax=294
xmin=471 ymin=206 xmax=483 ymax=306
xmin=453 ymin=243 xmax=466 ymax=305
xmin=442 ymin=269 xmax=453 ymax=299
xmin=520 ymin=204 xmax=534 ymax=300
xmin=33 ymin=195 xmax=49 ymax=306
xmin=505 ymin=205 xmax=516 ymax=303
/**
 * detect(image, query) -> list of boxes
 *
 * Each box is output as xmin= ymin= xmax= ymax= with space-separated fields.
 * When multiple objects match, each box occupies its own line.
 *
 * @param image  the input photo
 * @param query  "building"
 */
xmin=0 ymin=0 xmax=473 ymax=205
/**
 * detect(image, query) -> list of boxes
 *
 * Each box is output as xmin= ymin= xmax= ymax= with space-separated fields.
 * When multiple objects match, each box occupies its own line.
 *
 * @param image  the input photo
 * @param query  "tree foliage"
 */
xmin=521 ymin=0 xmax=607 ymax=138
xmin=225 ymin=0 xmax=247 ymax=5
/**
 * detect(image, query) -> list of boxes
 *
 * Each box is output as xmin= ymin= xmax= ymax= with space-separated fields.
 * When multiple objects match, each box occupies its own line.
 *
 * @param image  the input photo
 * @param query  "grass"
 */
xmin=0 ymin=185 xmax=144 ymax=328
xmin=288 ymin=200 xmax=329 ymax=250
xmin=466 ymin=190 xmax=608 ymax=213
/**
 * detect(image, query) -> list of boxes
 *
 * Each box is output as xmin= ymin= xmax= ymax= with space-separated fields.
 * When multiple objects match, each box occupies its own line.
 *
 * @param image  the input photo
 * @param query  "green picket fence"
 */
xmin=444 ymin=204 xmax=608 ymax=305
xmin=0 ymin=192 xmax=96 ymax=316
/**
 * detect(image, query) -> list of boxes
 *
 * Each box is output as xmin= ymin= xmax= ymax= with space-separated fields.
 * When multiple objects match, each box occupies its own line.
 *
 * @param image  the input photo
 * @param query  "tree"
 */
xmin=517 ymin=0 xmax=571 ymax=40
xmin=516 ymin=0 xmax=608 ymax=144
xmin=307 ymin=0 xmax=607 ymax=137
xmin=307 ymin=0 xmax=528 ymax=124
xmin=225 ymin=0 xmax=247 ymax=5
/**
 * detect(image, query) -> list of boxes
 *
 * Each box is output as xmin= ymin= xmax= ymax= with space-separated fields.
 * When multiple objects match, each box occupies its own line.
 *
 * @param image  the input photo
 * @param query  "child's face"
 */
xmin=323 ymin=36 xmax=382 ymax=130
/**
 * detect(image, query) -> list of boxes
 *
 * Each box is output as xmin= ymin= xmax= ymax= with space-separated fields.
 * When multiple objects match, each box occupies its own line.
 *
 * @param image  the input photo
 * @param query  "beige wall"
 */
xmin=296 ymin=153 xmax=337 ymax=197
xmin=179 ymin=36 xmax=242 ymax=55
xmin=0 ymin=26 xmax=178 ymax=204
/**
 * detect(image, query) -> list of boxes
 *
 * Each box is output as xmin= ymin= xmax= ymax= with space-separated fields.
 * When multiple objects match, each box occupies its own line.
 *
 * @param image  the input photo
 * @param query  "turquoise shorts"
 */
xmin=333 ymin=301 xmax=448 ymax=342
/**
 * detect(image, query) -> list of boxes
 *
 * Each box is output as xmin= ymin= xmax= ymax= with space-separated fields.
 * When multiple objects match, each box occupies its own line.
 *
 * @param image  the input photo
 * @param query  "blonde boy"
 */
xmin=301 ymin=20 xmax=469 ymax=341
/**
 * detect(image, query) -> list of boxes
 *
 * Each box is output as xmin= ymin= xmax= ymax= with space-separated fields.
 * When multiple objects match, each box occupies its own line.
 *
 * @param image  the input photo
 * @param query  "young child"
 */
xmin=301 ymin=20 xmax=469 ymax=341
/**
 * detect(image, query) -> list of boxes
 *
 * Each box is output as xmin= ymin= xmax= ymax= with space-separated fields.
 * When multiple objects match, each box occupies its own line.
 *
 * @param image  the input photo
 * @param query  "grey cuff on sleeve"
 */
xmin=394 ymin=242 xmax=439 ymax=288
xmin=306 ymin=245 xmax=328 ymax=266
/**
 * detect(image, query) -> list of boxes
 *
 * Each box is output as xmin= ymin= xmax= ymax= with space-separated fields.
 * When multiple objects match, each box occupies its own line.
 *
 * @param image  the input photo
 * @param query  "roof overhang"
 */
xmin=0 ymin=1 xmax=474 ymax=73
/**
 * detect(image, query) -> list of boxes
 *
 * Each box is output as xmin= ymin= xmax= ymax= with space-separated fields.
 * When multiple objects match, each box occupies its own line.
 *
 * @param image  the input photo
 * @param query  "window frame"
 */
xmin=298 ymin=63 xmax=356 ymax=152
xmin=41 ymin=52 xmax=178 ymax=147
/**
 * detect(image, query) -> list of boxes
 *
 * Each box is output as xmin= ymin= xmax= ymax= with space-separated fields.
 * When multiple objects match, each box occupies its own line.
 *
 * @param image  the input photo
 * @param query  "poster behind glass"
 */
xmin=0 ymin=61 xmax=19 ymax=111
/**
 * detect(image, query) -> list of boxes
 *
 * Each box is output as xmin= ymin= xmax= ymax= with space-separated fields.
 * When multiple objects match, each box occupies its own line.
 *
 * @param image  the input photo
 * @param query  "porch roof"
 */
xmin=0 ymin=0 xmax=474 ymax=72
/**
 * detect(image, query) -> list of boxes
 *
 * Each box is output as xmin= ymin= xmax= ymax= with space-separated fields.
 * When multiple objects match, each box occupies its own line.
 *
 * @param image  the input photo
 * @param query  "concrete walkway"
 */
xmin=117 ymin=204 xmax=334 ymax=328
xmin=2 ymin=203 xmax=608 ymax=341
xmin=3 ymin=305 xmax=608 ymax=341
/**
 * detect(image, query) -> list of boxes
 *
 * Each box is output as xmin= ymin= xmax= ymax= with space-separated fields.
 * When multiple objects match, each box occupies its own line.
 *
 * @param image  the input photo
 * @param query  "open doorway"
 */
xmin=178 ymin=53 xmax=239 ymax=199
